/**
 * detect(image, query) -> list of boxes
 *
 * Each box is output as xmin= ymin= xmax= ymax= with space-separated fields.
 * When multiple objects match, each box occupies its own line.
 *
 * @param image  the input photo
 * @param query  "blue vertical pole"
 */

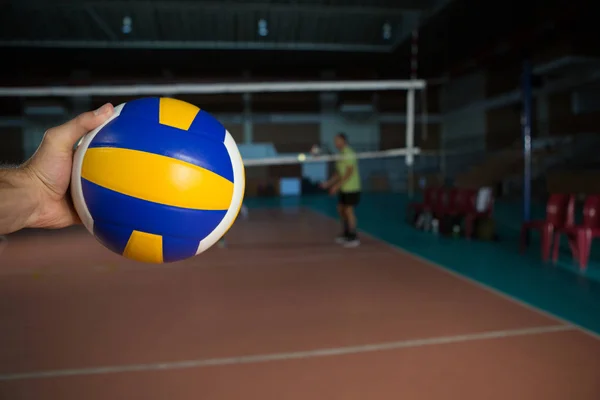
xmin=521 ymin=60 xmax=533 ymax=223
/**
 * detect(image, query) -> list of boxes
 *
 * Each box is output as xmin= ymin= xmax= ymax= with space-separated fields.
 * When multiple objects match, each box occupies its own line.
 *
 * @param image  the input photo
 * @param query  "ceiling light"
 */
xmin=258 ymin=19 xmax=268 ymax=37
xmin=122 ymin=16 xmax=132 ymax=34
xmin=382 ymin=22 xmax=392 ymax=40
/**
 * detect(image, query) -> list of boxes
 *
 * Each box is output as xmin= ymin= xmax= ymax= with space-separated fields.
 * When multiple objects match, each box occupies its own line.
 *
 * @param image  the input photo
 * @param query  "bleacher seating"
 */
xmin=453 ymin=136 xmax=575 ymax=196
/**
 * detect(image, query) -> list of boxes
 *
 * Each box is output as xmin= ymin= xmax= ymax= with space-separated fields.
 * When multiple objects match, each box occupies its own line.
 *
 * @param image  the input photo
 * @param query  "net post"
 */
xmin=406 ymin=88 xmax=416 ymax=198
xmin=420 ymin=87 xmax=428 ymax=141
xmin=243 ymin=92 xmax=252 ymax=144
xmin=521 ymin=60 xmax=533 ymax=223
xmin=406 ymin=27 xmax=418 ymax=199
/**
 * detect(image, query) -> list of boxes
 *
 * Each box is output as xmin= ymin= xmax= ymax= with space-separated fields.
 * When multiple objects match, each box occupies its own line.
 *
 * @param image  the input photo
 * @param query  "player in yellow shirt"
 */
xmin=320 ymin=133 xmax=361 ymax=247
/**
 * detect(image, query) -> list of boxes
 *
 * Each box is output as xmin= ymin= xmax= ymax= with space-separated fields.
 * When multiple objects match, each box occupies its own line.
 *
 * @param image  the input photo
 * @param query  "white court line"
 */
xmin=0 ymin=324 xmax=572 ymax=381
xmin=308 ymin=209 xmax=600 ymax=341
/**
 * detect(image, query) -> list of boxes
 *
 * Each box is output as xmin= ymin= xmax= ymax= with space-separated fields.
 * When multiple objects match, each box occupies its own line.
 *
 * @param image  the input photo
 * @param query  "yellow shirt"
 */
xmin=335 ymin=146 xmax=361 ymax=193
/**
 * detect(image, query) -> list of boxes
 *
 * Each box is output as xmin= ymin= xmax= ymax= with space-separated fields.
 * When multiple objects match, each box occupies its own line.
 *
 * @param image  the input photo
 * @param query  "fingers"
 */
xmin=44 ymin=103 xmax=114 ymax=153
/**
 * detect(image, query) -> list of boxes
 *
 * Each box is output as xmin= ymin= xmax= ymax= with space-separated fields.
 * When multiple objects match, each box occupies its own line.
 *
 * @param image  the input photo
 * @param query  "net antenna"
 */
xmin=0 ymin=78 xmax=426 ymax=187
xmin=408 ymin=27 xmax=427 ymax=197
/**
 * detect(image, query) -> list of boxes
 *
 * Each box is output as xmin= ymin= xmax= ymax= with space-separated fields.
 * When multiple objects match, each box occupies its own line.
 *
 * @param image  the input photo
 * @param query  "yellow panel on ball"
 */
xmin=81 ymin=147 xmax=234 ymax=210
xmin=158 ymin=97 xmax=200 ymax=131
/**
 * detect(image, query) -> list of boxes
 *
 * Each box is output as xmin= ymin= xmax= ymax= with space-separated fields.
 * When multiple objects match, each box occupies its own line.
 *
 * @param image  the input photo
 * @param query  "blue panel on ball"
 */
xmin=88 ymin=112 xmax=234 ymax=182
xmin=93 ymin=221 xmax=133 ymax=255
xmin=162 ymin=236 xmax=200 ymax=263
xmin=188 ymin=110 xmax=226 ymax=142
xmin=120 ymin=97 xmax=160 ymax=122
xmin=82 ymin=179 xmax=227 ymax=240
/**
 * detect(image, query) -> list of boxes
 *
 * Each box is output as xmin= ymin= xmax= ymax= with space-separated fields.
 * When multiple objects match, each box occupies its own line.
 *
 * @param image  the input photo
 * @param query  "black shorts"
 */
xmin=338 ymin=191 xmax=361 ymax=207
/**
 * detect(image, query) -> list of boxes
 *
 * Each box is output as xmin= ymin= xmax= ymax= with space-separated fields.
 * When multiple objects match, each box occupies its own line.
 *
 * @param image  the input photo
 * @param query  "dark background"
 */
xmin=1 ymin=0 xmax=599 ymax=196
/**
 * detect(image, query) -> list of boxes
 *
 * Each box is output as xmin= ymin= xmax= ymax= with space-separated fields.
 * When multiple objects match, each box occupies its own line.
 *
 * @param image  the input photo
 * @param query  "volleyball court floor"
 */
xmin=1 ymin=206 xmax=600 ymax=399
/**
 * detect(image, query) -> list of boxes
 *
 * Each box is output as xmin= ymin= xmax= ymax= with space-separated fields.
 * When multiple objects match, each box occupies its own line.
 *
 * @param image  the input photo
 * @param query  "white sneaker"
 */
xmin=335 ymin=235 xmax=347 ymax=244
xmin=344 ymin=239 xmax=360 ymax=248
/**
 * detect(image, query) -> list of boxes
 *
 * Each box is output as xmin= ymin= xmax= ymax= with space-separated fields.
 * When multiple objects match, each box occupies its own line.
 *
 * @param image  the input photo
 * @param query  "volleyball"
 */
xmin=70 ymin=97 xmax=245 ymax=263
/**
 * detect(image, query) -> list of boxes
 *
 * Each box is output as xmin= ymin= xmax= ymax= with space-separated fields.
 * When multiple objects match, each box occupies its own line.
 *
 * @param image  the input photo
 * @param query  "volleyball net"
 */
xmin=0 ymin=78 xmax=456 ymax=195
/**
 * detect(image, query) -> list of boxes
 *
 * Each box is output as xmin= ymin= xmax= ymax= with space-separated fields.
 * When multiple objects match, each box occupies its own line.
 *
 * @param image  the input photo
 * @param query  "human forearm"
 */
xmin=0 ymin=168 xmax=38 ymax=235
xmin=323 ymin=174 xmax=340 ymax=188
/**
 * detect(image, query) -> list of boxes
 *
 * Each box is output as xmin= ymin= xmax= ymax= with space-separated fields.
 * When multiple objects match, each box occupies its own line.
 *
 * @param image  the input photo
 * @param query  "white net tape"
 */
xmin=243 ymin=147 xmax=420 ymax=166
xmin=0 ymin=80 xmax=426 ymax=97
xmin=241 ymin=146 xmax=444 ymax=194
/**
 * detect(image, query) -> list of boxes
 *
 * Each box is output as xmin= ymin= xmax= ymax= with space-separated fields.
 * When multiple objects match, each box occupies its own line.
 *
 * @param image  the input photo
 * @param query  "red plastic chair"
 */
xmin=448 ymin=188 xmax=475 ymax=216
xmin=407 ymin=186 xmax=439 ymax=214
xmin=464 ymin=188 xmax=494 ymax=239
xmin=432 ymin=187 xmax=454 ymax=218
xmin=432 ymin=187 xmax=475 ymax=234
xmin=431 ymin=187 xmax=450 ymax=217
xmin=433 ymin=187 xmax=470 ymax=217
xmin=552 ymin=195 xmax=600 ymax=269
xmin=520 ymin=193 xmax=573 ymax=262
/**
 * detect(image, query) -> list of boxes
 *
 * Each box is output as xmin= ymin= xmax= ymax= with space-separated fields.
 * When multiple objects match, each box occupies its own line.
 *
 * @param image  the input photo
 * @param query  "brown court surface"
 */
xmin=0 ymin=208 xmax=599 ymax=399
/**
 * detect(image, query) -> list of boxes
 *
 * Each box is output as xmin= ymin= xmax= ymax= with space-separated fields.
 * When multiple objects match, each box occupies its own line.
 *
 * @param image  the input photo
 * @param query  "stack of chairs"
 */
xmin=521 ymin=194 xmax=600 ymax=269
xmin=407 ymin=186 xmax=495 ymax=239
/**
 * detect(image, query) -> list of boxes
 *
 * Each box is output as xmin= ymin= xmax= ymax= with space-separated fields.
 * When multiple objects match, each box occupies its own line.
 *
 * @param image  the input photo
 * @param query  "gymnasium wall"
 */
xmin=0 ymin=98 xmax=26 ymax=165
xmin=440 ymin=72 xmax=486 ymax=151
xmin=547 ymin=90 xmax=600 ymax=135
xmin=378 ymin=86 xmax=441 ymax=151
xmin=485 ymin=104 xmax=522 ymax=151
xmin=439 ymin=72 xmax=487 ymax=178
xmin=0 ymin=126 xmax=23 ymax=165
xmin=439 ymin=56 xmax=600 ymax=196
xmin=4 ymin=70 xmax=597 ymax=198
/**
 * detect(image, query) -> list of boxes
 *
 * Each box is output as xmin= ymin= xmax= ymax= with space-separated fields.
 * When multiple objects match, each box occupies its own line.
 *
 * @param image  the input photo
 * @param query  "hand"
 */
xmin=319 ymin=181 xmax=328 ymax=190
xmin=21 ymin=103 xmax=114 ymax=229
xmin=329 ymin=185 xmax=340 ymax=196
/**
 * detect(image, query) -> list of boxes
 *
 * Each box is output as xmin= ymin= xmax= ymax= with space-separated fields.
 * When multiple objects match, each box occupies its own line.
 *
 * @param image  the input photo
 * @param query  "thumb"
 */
xmin=44 ymin=103 xmax=114 ymax=153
